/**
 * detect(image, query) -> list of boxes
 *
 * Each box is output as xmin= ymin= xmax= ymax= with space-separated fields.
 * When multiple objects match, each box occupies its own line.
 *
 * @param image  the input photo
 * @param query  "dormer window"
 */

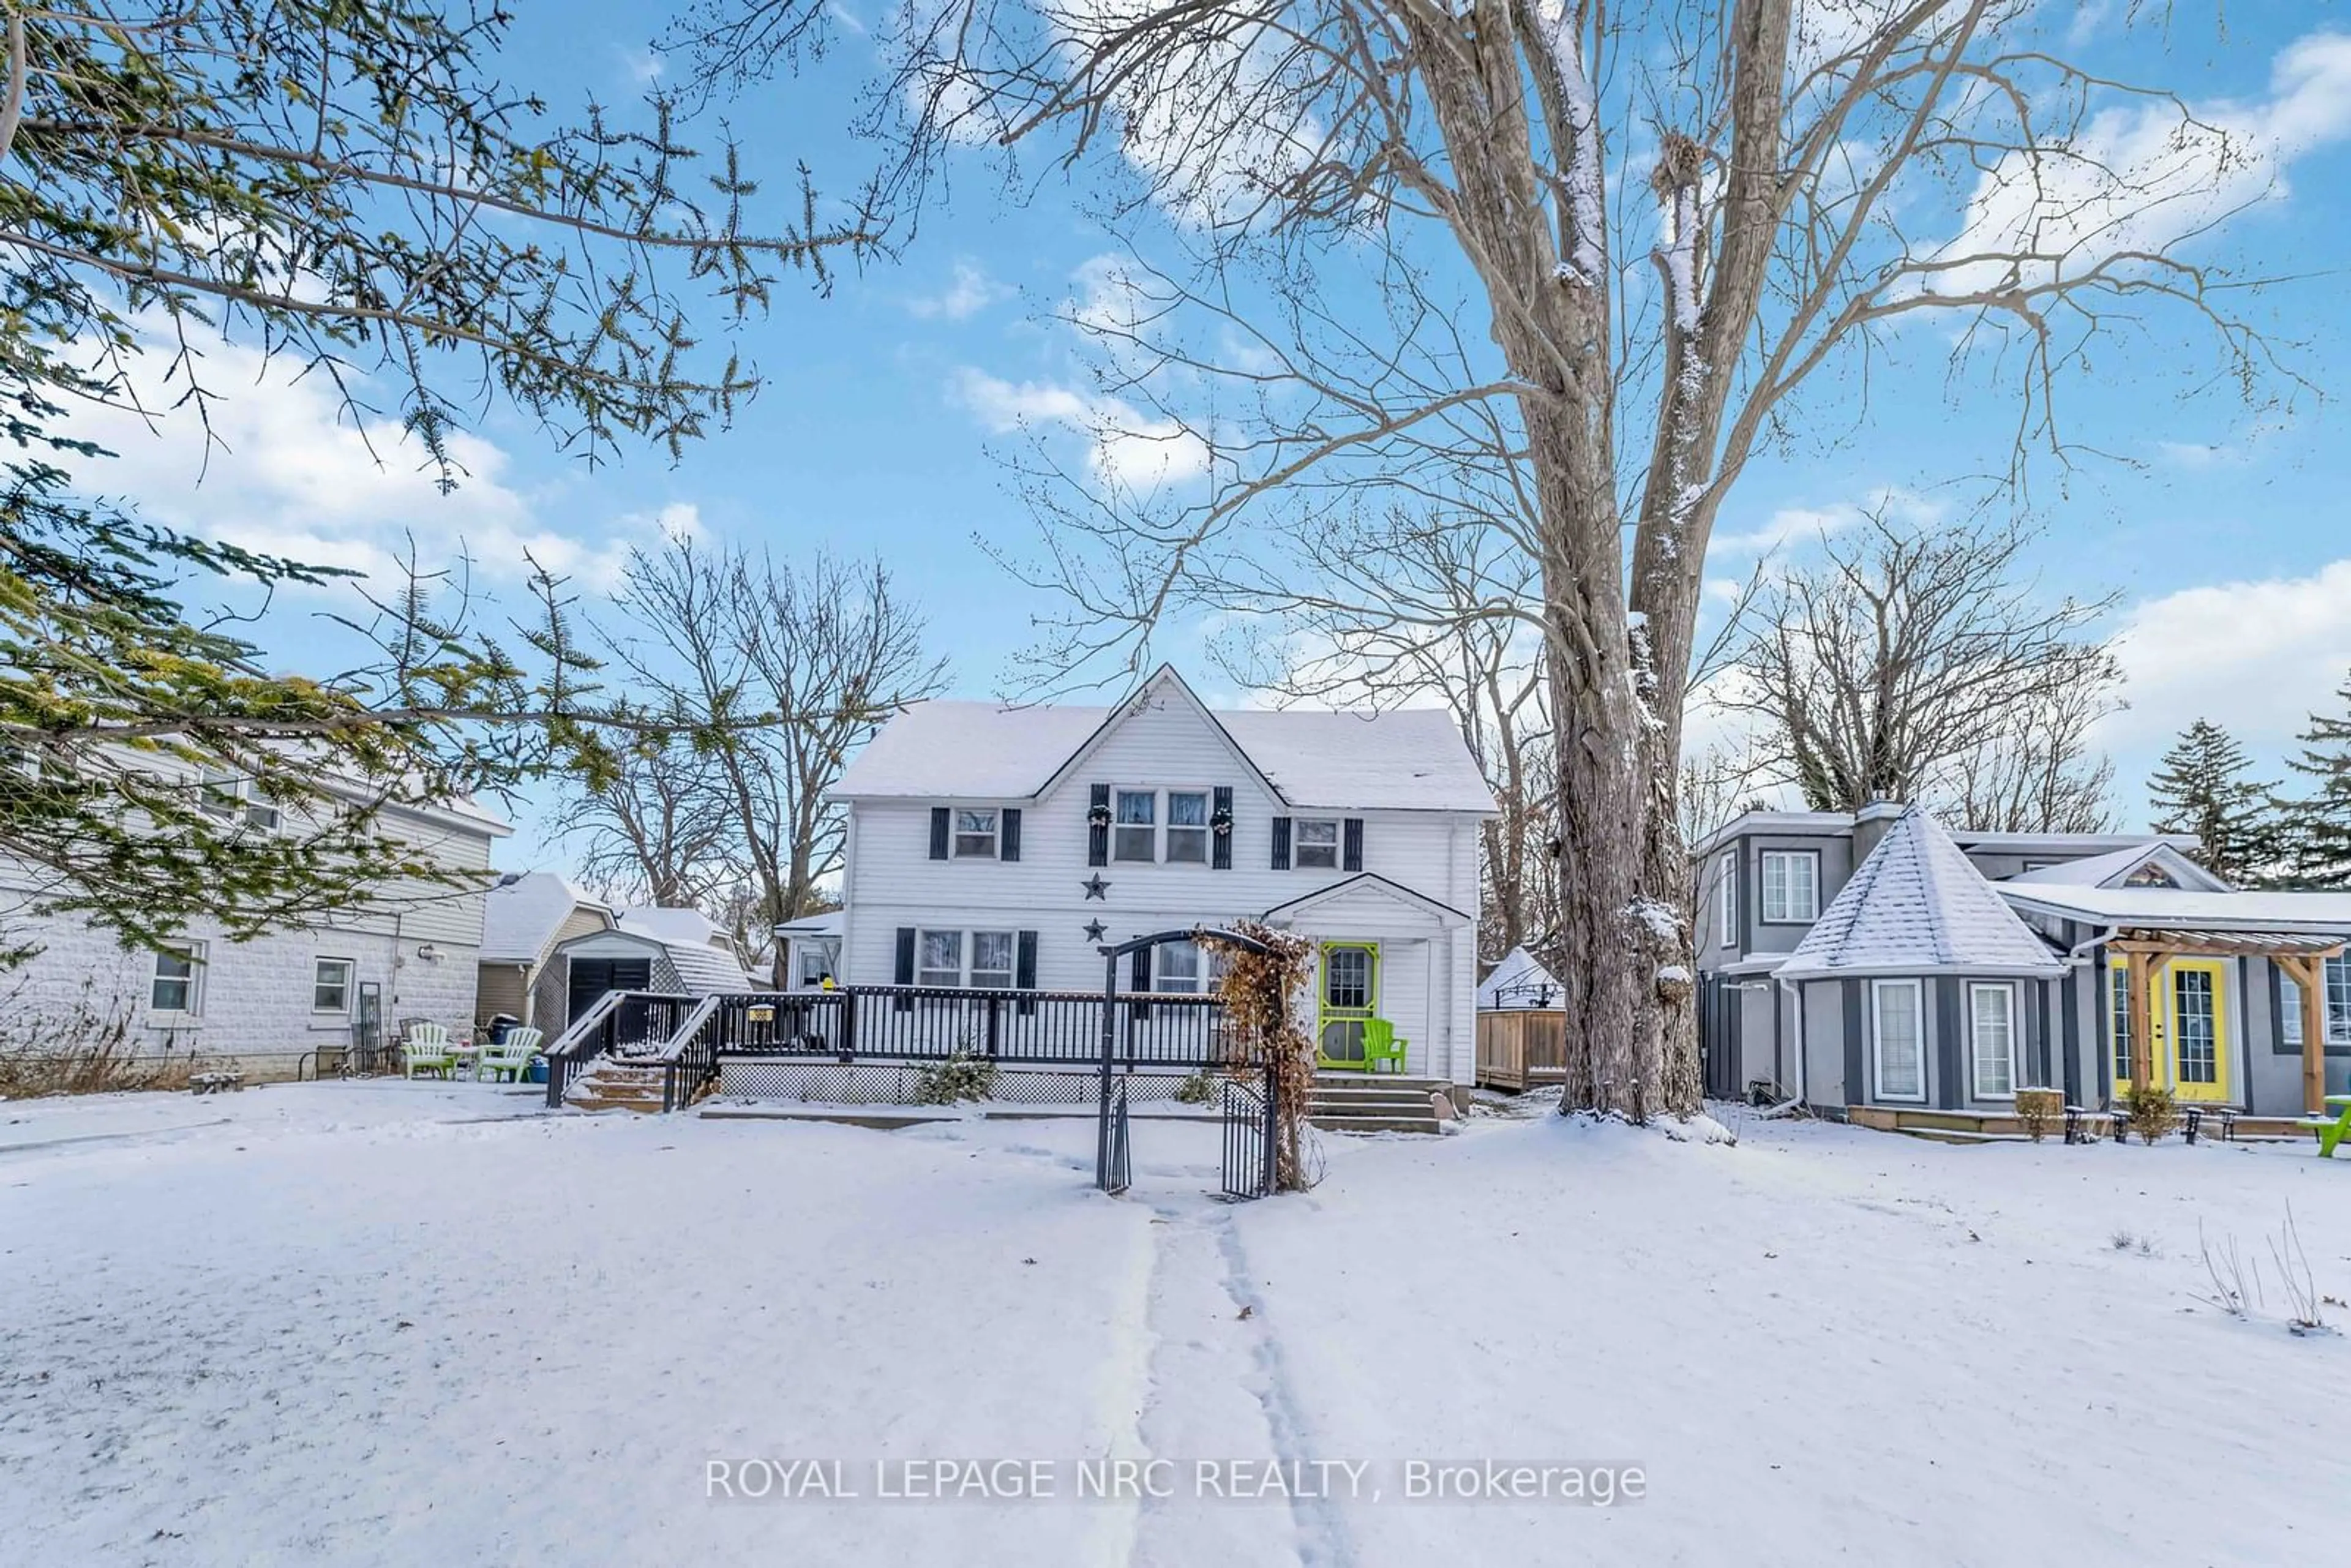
xmin=953 ymin=809 xmax=999 ymax=858
xmin=1114 ymin=790 xmax=1158 ymax=861
xmin=1294 ymin=818 xmax=1340 ymax=870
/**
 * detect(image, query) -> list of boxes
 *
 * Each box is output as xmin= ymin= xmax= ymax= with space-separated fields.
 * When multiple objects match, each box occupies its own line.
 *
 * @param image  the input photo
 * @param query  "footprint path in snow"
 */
xmin=1120 ymin=1198 xmax=1357 ymax=1568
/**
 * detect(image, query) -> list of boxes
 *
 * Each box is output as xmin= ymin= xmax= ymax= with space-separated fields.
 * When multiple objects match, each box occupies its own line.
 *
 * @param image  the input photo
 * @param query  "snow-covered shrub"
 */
xmin=2121 ymin=1084 xmax=2180 ymax=1145
xmin=2014 ymin=1087 xmax=2061 ymax=1142
xmin=1173 ymin=1070 xmax=1216 ymax=1106
xmin=910 ymin=1050 xmax=999 ymax=1105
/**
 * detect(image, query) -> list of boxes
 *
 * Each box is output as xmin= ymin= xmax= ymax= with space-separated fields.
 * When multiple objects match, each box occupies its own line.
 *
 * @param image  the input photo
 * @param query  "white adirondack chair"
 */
xmin=403 ymin=1022 xmax=456 ymax=1079
xmin=476 ymin=1026 xmax=544 ymax=1083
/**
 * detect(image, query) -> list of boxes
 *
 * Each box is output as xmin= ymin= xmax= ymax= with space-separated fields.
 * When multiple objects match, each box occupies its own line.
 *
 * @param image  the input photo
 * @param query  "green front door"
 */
xmin=1316 ymin=942 xmax=1379 ymax=1068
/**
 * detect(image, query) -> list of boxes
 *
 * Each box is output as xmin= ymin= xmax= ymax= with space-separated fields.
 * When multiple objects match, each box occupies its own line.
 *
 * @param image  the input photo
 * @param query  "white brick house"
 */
xmin=823 ymin=666 xmax=1494 ymax=1083
xmin=0 ymin=792 xmax=510 ymax=1082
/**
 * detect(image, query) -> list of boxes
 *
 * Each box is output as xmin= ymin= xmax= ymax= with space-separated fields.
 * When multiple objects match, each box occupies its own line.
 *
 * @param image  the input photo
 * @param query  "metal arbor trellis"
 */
xmin=1093 ymin=926 xmax=1280 ymax=1198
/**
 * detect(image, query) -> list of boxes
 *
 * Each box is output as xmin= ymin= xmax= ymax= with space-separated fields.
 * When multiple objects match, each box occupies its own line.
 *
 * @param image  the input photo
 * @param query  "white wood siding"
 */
xmin=838 ymin=688 xmax=1482 ymax=1079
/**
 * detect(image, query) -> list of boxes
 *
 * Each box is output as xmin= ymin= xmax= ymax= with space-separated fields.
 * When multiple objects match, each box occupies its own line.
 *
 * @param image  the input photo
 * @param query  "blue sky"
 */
xmin=71 ymin=4 xmax=2351 ymax=870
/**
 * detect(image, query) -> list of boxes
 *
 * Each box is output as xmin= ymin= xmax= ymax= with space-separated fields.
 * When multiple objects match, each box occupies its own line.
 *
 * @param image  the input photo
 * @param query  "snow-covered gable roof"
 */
xmin=1477 ymin=945 xmax=1563 ymax=1010
xmin=1216 ymin=708 xmax=1490 ymax=813
xmin=2003 ymin=842 xmax=2230 ymax=893
xmin=480 ymin=872 xmax=610 ymax=964
xmin=1775 ymin=807 xmax=2065 ymax=980
xmin=774 ymin=910 xmax=846 ymax=939
xmin=614 ymin=907 xmax=757 ymax=991
xmin=830 ymin=666 xmax=1494 ymax=814
xmin=662 ymin=940 xmax=757 ymax=993
xmin=615 ymin=906 xmax=731 ymax=951
xmin=1995 ymin=883 xmax=2351 ymax=934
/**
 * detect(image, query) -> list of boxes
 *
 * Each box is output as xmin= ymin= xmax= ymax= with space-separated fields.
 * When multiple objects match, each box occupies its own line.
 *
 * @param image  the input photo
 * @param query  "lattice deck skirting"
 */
xmin=716 ymin=1056 xmax=1203 ymax=1107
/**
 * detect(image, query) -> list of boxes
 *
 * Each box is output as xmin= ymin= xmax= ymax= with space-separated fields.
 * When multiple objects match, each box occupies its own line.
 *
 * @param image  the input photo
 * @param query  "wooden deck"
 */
xmin=1476 ymin=1008 xmax=1568 ymax=1091
xmin=1847 ymin=1105 xmax=2314 ymax=1145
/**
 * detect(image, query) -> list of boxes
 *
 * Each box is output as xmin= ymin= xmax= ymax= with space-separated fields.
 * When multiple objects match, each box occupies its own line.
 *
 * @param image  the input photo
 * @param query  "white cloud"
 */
xmin=950 ymin=367 xmax=1210 ymax=490
xmin=906 ymin=260 xmax=1009 ymax=321
xmin=617 ymin=47 xmax=666 ymax=84
xmin=1711 ymin=503 xmax=1860 ymax=557
xmin=1709 ymin=485 xmax=1940 ymax=558
xmin=2102 ymin=558 xmax=2351 ymax=757
xmin=60 ymin=324 xmax=691 ymax=598
xmin=1928 ymin=29 xmax=2351 ymax=296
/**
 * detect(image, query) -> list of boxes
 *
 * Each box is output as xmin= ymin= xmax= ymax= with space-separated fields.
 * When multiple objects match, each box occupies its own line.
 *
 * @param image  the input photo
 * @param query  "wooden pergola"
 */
xmin=2109 ymin=928 xmax=2345 ymax=1113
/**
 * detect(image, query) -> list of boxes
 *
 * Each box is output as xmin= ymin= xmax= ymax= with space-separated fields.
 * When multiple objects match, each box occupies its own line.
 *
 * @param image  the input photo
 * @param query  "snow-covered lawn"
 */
xmin=3 ymin=1085 xmax=2346 ymax=1566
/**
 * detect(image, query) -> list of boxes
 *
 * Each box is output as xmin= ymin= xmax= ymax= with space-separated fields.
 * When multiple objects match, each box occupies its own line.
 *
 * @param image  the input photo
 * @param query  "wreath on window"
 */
xmin=1087 ymin=801 xmax=1113 ymax=828
xmin=1210 ymin=806 xmax=1234 ymax=836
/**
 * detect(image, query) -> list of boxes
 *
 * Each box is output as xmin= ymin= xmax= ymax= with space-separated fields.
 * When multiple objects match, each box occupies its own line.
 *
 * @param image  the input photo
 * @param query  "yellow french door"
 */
xmin=2109 ymin=956 xmax=2233 ymax=1103
xmin=2165 ymin=959 xmax=2231 ymax=1103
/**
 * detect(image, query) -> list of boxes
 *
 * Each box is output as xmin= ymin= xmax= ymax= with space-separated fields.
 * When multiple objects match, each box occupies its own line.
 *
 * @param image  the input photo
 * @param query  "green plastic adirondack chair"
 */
xmin=476 ymin=1026 xmax=542 ymax=1083
xmin=1361 ymin=1018 xmax=1408 ymax=1075
xmin=403 ymin=1022 xmax=456 ymax=1079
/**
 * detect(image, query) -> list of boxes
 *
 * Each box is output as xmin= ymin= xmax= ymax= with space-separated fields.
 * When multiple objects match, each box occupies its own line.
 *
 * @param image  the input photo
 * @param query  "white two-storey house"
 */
xmin=814 ymin=666 xmax=1494 ymax=1083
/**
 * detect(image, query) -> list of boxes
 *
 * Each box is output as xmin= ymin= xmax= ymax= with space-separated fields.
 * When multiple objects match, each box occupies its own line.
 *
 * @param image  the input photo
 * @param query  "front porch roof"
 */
xmin=1261 ymin=871 xmax=1472 ymax=926
xmin=2106 ymin=928 xmax=2347 ymax=958
xmin=1997 ymin=883 xmax=2351 ymax=934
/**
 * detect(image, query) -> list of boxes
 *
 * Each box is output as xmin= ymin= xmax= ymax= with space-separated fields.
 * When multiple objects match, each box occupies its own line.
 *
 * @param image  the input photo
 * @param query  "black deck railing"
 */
xmin=542 ymin=990 xmax=701 ymax=1108
xmin=702 ymin=986 xmax=1244 ymax=1068
xmin=546 ymin=985 xmax=1250 ymax=1112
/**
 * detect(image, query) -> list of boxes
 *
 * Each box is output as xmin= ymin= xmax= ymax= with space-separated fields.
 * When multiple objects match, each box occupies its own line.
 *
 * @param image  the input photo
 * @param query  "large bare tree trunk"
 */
xmin=684 ymin=0 xmax=2291 ymax=1126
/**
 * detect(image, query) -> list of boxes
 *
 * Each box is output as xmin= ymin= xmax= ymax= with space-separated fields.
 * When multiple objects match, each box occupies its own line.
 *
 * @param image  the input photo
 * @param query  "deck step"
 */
xmin=1890 ymin=1127 xmax=2031 ymax=1146
xmin=563 ymin=1058 xmax=673 ymax=1114
xmin=1310 ymin=1113 xmax=1447 ymax=1136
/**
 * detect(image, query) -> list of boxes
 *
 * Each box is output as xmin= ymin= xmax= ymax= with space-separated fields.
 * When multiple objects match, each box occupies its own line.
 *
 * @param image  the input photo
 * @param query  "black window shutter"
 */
xmin=1343 ymin=817 xmax=1364 ymax=872
xmin=893 ymin=927 xmax=917 ymax=1012
xmin=928 ymin=807 xmax=950 ymax=861
xmin=1015 ymin=930 xmax=1037 ymax=1015
xmin=1130 ymin=943 xmax=1152 ymax=1019
xmin=1270 ymin=816 xmax=1291 ymax=870
xmin=1088 ymin=784 xmax=1110 ymax=866
xmin=1001 ymin=808 xmax=1022 ymax=862
xmin=1212 ymin=786 xmax=1233 ymax=870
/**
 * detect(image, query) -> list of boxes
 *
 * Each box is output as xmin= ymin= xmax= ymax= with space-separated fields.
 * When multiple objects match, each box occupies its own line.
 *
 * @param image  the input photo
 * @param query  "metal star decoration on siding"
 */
xmin=1081 ymin=874 xmax=1110 ymax=901
xmin=1083 ymin=919 xmax=1108 ymax=943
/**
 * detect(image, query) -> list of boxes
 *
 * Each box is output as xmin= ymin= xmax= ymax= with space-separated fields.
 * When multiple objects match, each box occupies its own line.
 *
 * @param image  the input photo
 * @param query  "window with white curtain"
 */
xmin=917 ymin=930 xmax=963 ymax=989
xmin=1157 ymin=940 xmax=1204 ymax=993
xmin=1166 ymin=792 xmax=1210 ymax=863
xmin=1114 ymin=790 xmax=1157 ymax=862
xmin=969 ymin=931 xmax=1016 ymax=989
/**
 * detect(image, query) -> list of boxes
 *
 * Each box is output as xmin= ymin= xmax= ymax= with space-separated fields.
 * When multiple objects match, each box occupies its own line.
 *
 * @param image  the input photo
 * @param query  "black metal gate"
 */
xmin=1101 ymin=1078 xmax=1132 ymax=1195
xmin=1220 ymin=1074 xmax=1274 ymax=1201
xmin=1094 ymin=925 xmax=1281 ymax=1196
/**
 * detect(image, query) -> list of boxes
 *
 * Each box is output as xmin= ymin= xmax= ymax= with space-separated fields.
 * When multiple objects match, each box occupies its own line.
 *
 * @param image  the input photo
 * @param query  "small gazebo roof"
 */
xmin=1478 ymin=945 xmax=1563 ymax=1010
xmin=1776 ymin=806 xmax=2066 ymax=979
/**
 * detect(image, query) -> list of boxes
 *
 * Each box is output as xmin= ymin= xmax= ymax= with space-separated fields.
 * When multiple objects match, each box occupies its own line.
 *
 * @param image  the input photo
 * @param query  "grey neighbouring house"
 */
xmin=1695 ymin=802 xmax=2351 ymax=1131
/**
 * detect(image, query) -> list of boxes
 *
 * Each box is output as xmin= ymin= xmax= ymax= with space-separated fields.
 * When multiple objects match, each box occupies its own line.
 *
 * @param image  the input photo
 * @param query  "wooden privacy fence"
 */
xmin=1476 ymin=1008 xmax=1568 ymax=1091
